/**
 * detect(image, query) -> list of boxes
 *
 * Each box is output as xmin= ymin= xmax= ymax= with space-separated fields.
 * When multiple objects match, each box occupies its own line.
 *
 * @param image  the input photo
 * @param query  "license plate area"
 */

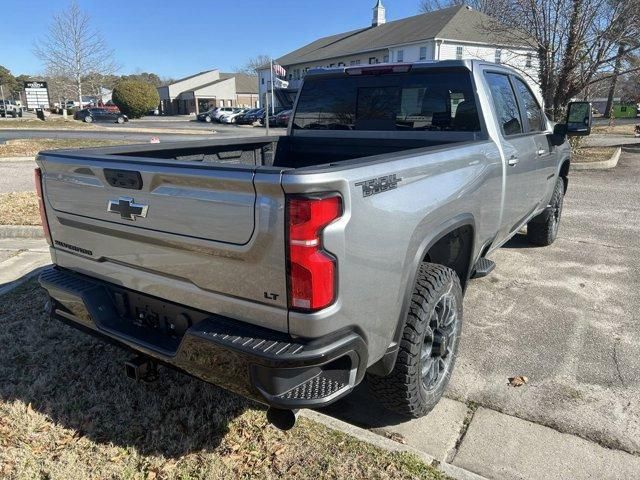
xmin=100 ymin=285 xmax=211 ymax=354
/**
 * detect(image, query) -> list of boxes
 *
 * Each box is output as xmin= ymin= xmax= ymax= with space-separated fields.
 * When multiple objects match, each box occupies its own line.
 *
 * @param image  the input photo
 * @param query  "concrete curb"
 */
xmin=0 ymin=226 xmax=44 ymax=239
xmin=300 ymin=409 xmax=488 ymax=480
xmin=572 ymin=147 xmax=621 ymax=170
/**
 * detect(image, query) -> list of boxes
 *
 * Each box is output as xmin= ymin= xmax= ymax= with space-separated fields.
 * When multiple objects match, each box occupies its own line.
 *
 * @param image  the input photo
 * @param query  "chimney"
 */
xmin=372 ymin=0 xmax=386 ymax=27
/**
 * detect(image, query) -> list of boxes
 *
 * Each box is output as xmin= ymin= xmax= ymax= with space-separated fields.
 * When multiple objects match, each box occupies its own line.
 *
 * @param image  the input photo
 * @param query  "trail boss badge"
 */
xmin=355 ymin=174 xmax=403 ymax=197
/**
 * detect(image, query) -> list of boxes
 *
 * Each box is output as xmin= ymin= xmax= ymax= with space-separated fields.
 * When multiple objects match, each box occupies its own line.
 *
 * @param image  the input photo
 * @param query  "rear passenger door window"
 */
xmin=513 ymin=78 xmax=545 ymax=132
xmin=485 ymin=72 xmax=522 ymax=136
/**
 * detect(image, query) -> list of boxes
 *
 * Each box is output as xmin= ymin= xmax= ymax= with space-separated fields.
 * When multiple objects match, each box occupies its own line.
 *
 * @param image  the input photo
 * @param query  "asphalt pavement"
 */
xmin=326 ymin=151 xmax=640 ymax=472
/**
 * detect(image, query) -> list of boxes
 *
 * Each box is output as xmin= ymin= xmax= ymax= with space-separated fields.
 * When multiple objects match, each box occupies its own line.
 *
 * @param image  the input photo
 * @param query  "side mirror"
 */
xmin=566 ymin=101 xmax=592 ymax=137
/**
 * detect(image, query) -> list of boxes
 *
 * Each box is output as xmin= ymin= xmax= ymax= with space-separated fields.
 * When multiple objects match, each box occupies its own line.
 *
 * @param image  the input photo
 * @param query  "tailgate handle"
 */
xmin=104 ymin=169 xmax=143 ymax=190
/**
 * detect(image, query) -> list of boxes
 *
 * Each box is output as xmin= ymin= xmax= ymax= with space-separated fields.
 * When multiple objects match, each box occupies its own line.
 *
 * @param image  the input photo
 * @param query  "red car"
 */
xmin=99 ymin=102 xmax=121 ymax=113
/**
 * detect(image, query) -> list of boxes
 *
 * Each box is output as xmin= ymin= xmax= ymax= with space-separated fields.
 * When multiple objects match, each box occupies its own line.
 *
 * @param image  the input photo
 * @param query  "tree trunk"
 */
xmin=77 ymin=77 xmax=82 ymax=110
xmin=604 ymin=44 xmax=625 ymax=118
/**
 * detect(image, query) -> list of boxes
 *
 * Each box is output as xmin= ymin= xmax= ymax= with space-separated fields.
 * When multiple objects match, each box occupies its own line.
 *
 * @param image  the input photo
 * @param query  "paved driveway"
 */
xmin=0 ymin=157 xmax=36 ymax=193
xmin=450 ymin=152 xmax=640 ymax=454
xmin=330 ymin=152 xmax=640 ymax=456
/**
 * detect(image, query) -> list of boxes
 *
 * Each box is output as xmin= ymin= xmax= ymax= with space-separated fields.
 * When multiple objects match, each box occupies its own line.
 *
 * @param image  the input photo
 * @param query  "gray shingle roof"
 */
xmin=277 ymin=5 xmax=530 ymax=66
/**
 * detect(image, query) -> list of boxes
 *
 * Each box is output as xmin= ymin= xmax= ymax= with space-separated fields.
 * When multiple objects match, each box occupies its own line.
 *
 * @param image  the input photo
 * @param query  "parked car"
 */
xmin=196 ymin=108 xmax=217 ymax=122
xmin=270 ymin=109 xmax=292 ymax=128
xmin=218 ymin=108 xmax=244 ymax=123
xmin=237 ymin=108 xmax=265 ymax=125
xmin=100 ymin=102 xmax=121 ymax=113
xmin=36 ymin=60 xmax=590 ymax=430
xmin=74 ymin=108 xmax=128 ymax=124
xmin=0 ymin=99 xmax=22 ymax=118
xmin=221 ymin=108 xmax=252 ymax=124
xmin=212 ymin=107 xmax=235 ymax=122
xmin=259 ymin=107 xmax=287 ymax=126
xmin=234 ymin=108 xmax=260 ymax=124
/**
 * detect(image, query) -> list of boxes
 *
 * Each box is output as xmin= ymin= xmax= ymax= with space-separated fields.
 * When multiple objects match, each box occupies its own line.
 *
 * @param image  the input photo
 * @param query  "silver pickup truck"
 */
xmin=36 ymin=60 xmax=591 ymax=429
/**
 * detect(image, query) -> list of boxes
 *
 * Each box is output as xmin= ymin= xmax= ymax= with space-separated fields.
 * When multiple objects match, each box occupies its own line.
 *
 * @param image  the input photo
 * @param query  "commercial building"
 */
xmin=158 ymin=70 xmax=258 ymax=115
xmin=259 ymin=2 xmax=539 ymax=108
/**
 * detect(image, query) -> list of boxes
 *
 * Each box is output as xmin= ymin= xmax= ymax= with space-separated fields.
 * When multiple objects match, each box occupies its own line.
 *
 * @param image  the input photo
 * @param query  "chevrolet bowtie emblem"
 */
xmin=107 ymin=197 xmax=148 ymax=221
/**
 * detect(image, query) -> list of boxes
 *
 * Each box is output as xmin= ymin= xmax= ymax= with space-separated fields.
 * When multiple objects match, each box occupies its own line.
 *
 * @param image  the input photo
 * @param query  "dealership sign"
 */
xmin=24 ymin=81 xmax=50 ymax=109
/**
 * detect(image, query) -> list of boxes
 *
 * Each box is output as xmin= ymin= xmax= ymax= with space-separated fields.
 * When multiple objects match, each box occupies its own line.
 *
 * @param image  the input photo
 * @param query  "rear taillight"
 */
xmin=34 ymin=168 xmax=52 ymax=245
xmin=287 ymin=195 xmax=342 ymax=312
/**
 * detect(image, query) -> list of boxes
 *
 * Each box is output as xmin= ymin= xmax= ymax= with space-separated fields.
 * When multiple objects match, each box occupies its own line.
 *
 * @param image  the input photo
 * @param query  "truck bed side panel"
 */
xmin=283 ymin=141 xmax=502 ymax=362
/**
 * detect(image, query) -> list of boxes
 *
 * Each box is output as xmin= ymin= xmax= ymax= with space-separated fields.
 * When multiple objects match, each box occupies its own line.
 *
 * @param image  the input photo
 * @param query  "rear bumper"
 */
xmin=39 ymin=266 xmax=367 ymax=410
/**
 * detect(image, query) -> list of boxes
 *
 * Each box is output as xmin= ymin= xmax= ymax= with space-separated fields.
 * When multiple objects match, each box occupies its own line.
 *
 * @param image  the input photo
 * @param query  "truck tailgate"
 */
xmin=37 ymin=152 xmax=289 ymax=332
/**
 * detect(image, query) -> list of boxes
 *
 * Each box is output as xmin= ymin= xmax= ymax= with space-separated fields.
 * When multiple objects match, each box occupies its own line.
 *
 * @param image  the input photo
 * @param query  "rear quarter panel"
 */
xmin=283 ymin=141 xmax=503 ymax=363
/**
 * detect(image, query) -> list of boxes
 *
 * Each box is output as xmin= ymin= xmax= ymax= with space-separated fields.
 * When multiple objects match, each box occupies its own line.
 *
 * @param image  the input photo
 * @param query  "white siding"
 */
xmin=439 ymin=41 xmax=541 ymax=101
xmin=388 ymin=41 xmax=435 ymax=63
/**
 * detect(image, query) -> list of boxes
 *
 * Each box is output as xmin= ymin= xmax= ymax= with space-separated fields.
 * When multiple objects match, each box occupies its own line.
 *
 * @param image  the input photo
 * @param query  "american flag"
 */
xmin=273 ymin=63 xmax=287 ymax=77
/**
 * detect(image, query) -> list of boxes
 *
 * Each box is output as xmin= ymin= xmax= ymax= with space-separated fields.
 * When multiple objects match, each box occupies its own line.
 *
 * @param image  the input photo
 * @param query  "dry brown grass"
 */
xmin=572 ymin=146 xmax=617 ymax=163
xmin=0 ymin=281 xmax=447 ymax=480
xmin=592 ymin=124 xmax=638 ymax=136
xmin=0 ymin=138 xmax=128 ymax=158
xmin=0 ymin=118 xmax=96 ymax=130
xmin=0 ymin=192 xmax=40 ymax=226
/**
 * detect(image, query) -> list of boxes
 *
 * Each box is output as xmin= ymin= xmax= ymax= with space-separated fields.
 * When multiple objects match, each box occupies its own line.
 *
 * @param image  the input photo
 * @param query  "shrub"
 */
xmin=112 ymin=80 xmax=159 ymax=119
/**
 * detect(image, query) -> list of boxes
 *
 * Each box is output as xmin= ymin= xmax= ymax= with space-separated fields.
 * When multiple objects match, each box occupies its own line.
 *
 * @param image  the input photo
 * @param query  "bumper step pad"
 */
xmin=280 ymin=374 xmax=347 ymax=401
xmin=471 ymin=257 xmax=496 ymax=279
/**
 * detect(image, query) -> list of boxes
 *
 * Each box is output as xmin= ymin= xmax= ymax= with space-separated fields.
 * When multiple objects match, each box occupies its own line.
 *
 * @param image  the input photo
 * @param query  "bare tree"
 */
xmin=419 ymin=0 xmax=640 ymax=118
xmin=34 ymin=1 xmax=117 ymax=107
xmin=237 ymin=54 xmax=272 ymax=77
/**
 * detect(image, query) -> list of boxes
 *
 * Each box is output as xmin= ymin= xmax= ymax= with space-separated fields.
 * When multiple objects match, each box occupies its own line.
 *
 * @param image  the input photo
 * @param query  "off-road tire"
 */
xmin=367 ymin=263 xmax=463 ymax=417
xmin=527 ymin=177 xmax=565 ymax=246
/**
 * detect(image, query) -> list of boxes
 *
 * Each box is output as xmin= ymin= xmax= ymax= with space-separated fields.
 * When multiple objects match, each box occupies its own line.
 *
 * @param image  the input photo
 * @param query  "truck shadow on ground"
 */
xmin=0 ymin=281 xmax=252 ymax=458
xmin=501 ymin=232 xmax=534 ymax=249
xmin=321 ymin=383 xmax=411 ymax=429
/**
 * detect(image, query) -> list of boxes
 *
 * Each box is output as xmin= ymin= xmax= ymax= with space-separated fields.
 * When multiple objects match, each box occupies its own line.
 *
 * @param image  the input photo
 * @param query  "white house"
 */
xmin=259 ymin=2 xmax=539 ymax=108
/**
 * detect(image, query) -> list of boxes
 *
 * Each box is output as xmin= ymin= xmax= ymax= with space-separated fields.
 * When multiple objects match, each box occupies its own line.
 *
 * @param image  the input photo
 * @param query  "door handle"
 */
xmin=508 ymin=157 xmax=519 ymax=166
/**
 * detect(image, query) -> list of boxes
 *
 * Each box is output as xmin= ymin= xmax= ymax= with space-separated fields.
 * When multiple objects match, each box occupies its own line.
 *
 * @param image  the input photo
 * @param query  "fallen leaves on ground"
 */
xmin=508 ymin=376 xmax=529 ymax=387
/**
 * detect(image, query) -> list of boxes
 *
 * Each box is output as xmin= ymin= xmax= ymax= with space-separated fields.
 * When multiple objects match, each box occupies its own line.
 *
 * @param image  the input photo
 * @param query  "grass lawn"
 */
xmin=0 ymin=138 xmax=129 ymax=158
xmin=0 ymin=192 xmax=40 ymax=226
xmin=592 ymin=124 xmax=638 ymax=135
xmin=572 ymin=146 xmax=617 ymax=163
xmin=0 ymin=118 xmax=96 ymax=130
xmin=0 ymin=281 xmax=447 ymax=480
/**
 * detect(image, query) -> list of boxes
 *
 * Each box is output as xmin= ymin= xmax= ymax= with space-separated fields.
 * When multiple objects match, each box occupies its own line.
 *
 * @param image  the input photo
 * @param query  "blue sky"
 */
xmin=1 ymin=0 xmax=421 ymax=79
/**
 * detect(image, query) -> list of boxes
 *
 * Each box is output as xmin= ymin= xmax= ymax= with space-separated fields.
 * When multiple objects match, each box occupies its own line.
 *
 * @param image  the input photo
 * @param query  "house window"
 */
xmin=338 ymin=62 xmax=345 ymax=67
xmin=419 ymin=46 xmax=427 ymax=61
xmin=397 ymin=50 xmax=404 ymax=62
xmin=383 ymin=54 xmax=389 ymax=63
xmin=495 ymin=49 xmax=502 ymax=64
xmin=369 ymin=57 xmax=377 ymax=64
xmin=456 ymin=46 xmax=463 ymax=60
xmin=261 ymin=78 xmax=264 ymax=85
xmin=526 ymin=53 xmax=532 ymax=68
xmin=294 ymin=69 xmax=301 ymax=80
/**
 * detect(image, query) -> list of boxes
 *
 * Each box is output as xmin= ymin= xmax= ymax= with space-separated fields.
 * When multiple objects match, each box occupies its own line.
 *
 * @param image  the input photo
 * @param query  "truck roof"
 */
xmin=303 ymin=59 xmax=516 ymax=79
